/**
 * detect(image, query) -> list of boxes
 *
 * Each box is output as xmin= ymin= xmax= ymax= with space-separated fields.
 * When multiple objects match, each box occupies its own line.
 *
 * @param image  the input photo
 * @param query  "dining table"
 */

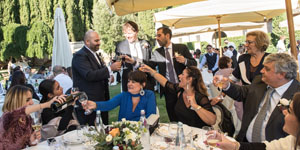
xmin=26 ymin=123 xmax=235 ymax=150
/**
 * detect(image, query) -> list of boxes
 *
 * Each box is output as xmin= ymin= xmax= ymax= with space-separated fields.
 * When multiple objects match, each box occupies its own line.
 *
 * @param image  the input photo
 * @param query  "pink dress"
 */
xmin=0 ymin=107 xmax=33 ymax=150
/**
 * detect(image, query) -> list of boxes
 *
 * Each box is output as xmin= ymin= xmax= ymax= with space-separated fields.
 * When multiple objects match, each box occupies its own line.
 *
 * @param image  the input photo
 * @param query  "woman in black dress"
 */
xmin=141 ymin=65 xmax=216 ymax=128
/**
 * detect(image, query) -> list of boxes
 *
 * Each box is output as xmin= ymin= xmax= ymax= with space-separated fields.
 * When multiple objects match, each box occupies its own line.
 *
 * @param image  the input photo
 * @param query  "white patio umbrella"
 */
xmin=154 ymin=0 xmax=298 ymax=55
xmin=52 ymin=6 xmax=73 ymax=68
xmin=105 ymin=0 xmax=207 ymax=16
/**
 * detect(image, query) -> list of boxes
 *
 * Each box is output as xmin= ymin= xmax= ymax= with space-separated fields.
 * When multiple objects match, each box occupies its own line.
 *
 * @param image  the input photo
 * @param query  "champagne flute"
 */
xmin=78 ymin=92 xmax=93 ymax=115
xmin=72 ymin=87 xmax=80 ymax=108
xmin=215 ymin=75 xmax=224 ymax=100
xmin=119 ymin=53 xmax=128 ymax=69
xmin=201 ymin=126 xmax=212 ymax=149
xmin=31 ymin=111 xmax=42 ymax=144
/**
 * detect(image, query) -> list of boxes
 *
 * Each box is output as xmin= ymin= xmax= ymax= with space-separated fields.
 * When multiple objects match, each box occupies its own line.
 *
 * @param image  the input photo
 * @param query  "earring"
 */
xmin=140 ymin=88 xmax=145 ymax=96
xmin=186 ymin=83 xmax=189 ymax=90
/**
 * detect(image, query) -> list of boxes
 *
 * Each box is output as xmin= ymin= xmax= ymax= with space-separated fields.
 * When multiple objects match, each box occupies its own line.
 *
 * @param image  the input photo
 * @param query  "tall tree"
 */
xmin=26 ymin=21 xmax=53 ymax=59
xmin=19 ymin=0 xmax=31 ymax=26
xmin=2 ymin=0 xmax=20 ymax=25
xmin=65 ymin=0 xmax=84 ymax=41
xmin=0 ymin=24 xmax=28 ymax=61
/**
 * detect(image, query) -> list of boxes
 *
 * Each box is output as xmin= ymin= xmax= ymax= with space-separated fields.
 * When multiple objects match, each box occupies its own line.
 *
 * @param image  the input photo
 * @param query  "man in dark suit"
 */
xmin=72 ymin=30 xmax=121 ymax=125
xmin=150 ymin=27 xmax=197 ymax=121
xmin=214 ymin=53 xmax=300 ymax=142
xmin=115 ymin=21 xmax=155 ymax=92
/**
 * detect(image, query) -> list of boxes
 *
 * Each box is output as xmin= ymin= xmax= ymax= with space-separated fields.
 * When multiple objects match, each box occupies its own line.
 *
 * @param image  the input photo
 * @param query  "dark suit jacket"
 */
xmin=151 ymin=43 xmax=197 ymax=96
xmin=224 ymin=75 xmax=300 ymax=142
xmin=115 ymin=39 xmax=155 ymax=91
xmin=72 ymin=46 xmax=110 ymax=102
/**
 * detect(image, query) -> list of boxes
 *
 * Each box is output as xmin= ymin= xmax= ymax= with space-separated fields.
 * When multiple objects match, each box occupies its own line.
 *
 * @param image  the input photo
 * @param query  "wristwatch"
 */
xmin=195 ymin=105 xmax=202 ymax=111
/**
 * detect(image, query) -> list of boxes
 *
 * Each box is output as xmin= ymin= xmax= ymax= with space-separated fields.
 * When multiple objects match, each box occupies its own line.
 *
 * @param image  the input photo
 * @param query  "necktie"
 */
xmin=96 ymin=53 xmax=104 ymax=67
xmin=252 ymin=87 xmax=275 ymax=142
xmin=165 ymin=48 xmax=176 ymax=83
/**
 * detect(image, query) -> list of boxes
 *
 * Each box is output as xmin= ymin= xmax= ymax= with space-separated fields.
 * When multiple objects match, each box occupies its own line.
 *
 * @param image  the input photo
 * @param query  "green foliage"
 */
xmin=19 ymin=0 xmax=31 ymax=26
xmin=221 ymin=36 xmax=246 ymax=48
xmin=270 ymin=14 xmax=288 ymax=47
xmin=2 ymin=0 xmax=20 ymax=25
xmin=26 ymin=21 xmax=53 ymax=59
xmin=0 ymin=23 xmax=29 ymax=61
xmin=65 ymin=0 xmax=85 ymax=41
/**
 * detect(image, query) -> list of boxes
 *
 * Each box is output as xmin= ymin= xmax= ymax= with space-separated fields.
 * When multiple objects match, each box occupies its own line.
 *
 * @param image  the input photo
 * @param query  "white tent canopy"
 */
xmin=105 ymin=0 xmax=207 ymax=16
xmin=280 ymin=15 xmax=300 ymax=30
xmin=172 ymin=22 xmax=265 ymax=37
xmin=52 ymin=7 xmax=73 ymax=68
xmin=154 ymin=0 xmax=297 ymax=28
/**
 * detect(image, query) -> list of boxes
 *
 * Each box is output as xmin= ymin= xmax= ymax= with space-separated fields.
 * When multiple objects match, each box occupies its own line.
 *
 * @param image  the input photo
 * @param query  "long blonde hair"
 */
xmin=2 ymin=85 xmax=32 ymax=113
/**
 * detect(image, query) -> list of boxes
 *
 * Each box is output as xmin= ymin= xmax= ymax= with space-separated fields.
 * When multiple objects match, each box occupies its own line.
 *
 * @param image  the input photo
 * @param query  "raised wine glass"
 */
xmin=215 ymin=75 xmax=224 ymax=100
xmin=78 ymin=92 xmax=93 ymax=115
xmin=31 ymin=111 xmax=42 ymax=144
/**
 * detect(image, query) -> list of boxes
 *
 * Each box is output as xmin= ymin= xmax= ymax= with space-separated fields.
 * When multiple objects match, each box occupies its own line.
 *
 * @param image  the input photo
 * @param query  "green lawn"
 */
xmin=108 ymin=83 xmax=170 ymax=124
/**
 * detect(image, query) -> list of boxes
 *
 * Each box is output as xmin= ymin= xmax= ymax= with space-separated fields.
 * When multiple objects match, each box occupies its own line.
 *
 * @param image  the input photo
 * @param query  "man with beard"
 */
xmin=150 ymin=27 xmax=197 ymax=121
xmin=115 ymin=21 xmax=155 ymax=92
xmin=72 ymin=30 xmax=121 ymax=125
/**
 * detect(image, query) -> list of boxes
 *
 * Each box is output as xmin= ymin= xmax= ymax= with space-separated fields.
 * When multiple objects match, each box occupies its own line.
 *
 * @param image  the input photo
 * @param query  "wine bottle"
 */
xmin=51 ymin=92 xmax=83 ymax=112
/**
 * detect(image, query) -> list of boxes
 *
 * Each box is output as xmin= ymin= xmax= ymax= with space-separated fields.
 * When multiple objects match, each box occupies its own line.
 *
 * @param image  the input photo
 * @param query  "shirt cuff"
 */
xmin=223 ymin=82 xmax=231 ymax=91
xmin=107 ymin=66 xmax=113 ymax=76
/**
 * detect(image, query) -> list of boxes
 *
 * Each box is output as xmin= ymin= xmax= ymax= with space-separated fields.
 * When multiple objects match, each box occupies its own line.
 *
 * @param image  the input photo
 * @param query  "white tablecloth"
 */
xmin=26 ymin=123 xmax=234 ymax=150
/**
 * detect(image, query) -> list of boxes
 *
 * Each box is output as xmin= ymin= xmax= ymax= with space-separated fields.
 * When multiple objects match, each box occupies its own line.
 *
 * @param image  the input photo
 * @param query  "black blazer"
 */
xmin=150 ymin=43 xmax=197 ymax=96
xmin=224 ymin=75 xmax=300 ymax=142
xmin=115 ymin=39 xmax=155 ymax=91
xmin=72 ymin=46 xmax=110 ymax=102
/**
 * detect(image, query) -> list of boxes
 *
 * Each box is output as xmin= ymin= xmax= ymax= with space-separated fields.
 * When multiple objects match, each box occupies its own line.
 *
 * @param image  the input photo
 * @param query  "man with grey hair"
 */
xmin=213 ymin=53 xmax=300 ymax=142
xmin=53 ymin=65 xmax=73 ymax=94
xmin=72 ymin=30 xmax=121 ymax=125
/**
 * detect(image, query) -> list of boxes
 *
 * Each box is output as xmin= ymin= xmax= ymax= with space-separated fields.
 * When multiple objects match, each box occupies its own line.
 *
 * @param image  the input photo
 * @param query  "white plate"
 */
xmin=157 ymin=124 xmax=191 ymax=138
xmin=151 ymin=141 xmax=169 ymax=150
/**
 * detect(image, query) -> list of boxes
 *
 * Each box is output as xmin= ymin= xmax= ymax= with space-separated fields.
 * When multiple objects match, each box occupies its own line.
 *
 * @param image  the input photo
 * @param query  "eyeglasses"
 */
xmin=245 ymin=40 xmax=255 ymax=45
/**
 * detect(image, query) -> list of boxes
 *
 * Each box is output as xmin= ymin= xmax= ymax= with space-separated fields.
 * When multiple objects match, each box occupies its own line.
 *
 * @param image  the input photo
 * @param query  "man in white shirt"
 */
xmin=276 ymin=36 xmax=286 ymax=53
xmin=214 ymin=53 xmax=300 ymax=142
xmin=53 ymin=65 xmax=73 ymax=94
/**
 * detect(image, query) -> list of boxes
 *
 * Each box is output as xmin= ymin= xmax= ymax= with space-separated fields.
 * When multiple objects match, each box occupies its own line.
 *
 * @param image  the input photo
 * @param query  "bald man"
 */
xmin=72 ymin=30 xmax=121 ymax=125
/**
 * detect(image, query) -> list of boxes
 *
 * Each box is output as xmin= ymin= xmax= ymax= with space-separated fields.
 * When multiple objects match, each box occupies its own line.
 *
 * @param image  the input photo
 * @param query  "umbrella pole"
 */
xmin=285 ymin=0 xmax=297 ymax=59
xmin=217 ymin=16 xmax=222 ymax=57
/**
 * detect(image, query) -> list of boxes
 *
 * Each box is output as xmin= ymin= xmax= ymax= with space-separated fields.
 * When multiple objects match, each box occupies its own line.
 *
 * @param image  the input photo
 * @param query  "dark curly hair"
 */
xmin=185 ymin=66 xmax=208 ymax=96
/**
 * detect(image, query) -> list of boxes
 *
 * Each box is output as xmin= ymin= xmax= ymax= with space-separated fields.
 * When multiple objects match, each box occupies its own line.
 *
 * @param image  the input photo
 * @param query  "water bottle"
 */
xmin=96 ymin=110 xmax=105 ymax=134
xmin=140 ymin=110 xmax=150 ymax=150
xmin=175 ymin=122 xmax=186 ymax=149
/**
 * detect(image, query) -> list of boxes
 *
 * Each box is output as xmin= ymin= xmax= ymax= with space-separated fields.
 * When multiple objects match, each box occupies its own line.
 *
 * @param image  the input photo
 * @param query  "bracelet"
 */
xmin=151 ymin=71 xmax=158 ymax=77
xmin=234 ymin=142 xmax=240 ymax=150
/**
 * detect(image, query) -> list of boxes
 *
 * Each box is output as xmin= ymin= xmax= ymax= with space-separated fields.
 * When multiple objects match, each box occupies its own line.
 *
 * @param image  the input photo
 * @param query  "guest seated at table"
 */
xmin=208 ymin=92 xmax=300 ymax=150
xmin=0 ymin=85 xmax=65 ymax=149
xmin=32 ymin=66 xmax=46 ymax=79
xmin=83 ymin=70 xmax=156 ymax=121
xmin=9 ymin=70 xmax=40 ymax=100
xmin=140 ymin=65 xmax=216 ymax=128
xmin=39 ymin=79 xmax=79 ymax=139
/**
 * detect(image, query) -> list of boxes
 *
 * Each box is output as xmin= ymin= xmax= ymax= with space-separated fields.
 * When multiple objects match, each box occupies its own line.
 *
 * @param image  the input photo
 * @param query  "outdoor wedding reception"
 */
xmin=0 ymin=0 xmax=300 ymax=149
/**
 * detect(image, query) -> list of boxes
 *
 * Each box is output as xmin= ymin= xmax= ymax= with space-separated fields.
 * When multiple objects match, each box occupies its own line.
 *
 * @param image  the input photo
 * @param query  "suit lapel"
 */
xmin=267 ymin=80 xmax=299 ymax=126
xmin=83 ymin=48 xmax=102 ymax=68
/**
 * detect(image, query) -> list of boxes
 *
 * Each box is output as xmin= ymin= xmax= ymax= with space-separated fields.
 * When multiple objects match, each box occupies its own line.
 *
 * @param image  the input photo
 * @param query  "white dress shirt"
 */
xmin=54 ymin=73 xmax=73 ymax=94
xmin=246 ymin=80 xmax=294 ymax=142
xmin=85 ymin=45 xmax=112 ymax=75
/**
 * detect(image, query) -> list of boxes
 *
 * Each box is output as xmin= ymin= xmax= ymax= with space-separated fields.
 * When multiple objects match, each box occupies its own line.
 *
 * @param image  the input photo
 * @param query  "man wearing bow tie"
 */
xmin=72 ymin=30 xmax=121 ymax=125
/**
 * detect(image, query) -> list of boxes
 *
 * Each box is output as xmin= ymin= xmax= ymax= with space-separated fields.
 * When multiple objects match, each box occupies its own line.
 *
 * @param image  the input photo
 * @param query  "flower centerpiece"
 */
xmin=87 ymin=118 xmax=143 ymax=150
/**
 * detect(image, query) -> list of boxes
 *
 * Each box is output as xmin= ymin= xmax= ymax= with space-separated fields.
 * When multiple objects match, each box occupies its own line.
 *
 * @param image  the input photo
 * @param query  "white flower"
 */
xmin=123 ymin=128 xmax=130 ymax=133
xmin=122 ymin=118 xmax=126 ymax=122
xmin=280 ymin=98 xmax=290 ymax=106
xmin=105 ymin=134 xmax=112 ymax=143
xmin=125 ymin=132 xmax=137 ymax=142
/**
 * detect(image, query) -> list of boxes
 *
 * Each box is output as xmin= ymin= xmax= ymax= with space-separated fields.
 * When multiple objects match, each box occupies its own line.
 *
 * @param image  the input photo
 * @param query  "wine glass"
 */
xmin=31 ymin=111 xmax=42 ymax=144
xmin=215 ymin=75 xmax=224 ymax=100
xmin=206 ymin=130 xmax=220 ymax=149
xmin=71 ymin=87 xmax=79 ymax=93
xmin=201 ymin=126 xmax=212 ymax=149
xmin=120 ymin=53 xmax=128 ymax=69
xmin=78 ymin=92 xmax=93 ymax=115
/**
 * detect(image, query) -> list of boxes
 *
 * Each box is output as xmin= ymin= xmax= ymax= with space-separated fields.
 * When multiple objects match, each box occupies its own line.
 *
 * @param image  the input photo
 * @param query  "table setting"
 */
xmin=26 ymin=121 xmax=235 ymax=150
